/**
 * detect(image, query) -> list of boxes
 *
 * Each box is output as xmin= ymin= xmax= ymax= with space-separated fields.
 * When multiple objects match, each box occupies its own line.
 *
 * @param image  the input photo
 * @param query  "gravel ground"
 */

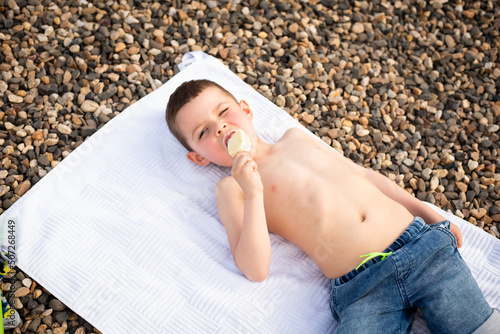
xmin=1 ymin=0 xmax=499 ymax=332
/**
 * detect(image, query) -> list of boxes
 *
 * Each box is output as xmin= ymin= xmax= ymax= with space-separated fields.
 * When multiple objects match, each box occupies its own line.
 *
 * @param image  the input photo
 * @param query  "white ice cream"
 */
xmin=227 ymin=129 xmax=251 ymax=157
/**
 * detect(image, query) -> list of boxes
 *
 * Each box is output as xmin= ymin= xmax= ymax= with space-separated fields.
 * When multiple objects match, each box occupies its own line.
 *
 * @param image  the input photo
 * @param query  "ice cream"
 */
xmin=226 ymin=129 xmax=251 ymax=157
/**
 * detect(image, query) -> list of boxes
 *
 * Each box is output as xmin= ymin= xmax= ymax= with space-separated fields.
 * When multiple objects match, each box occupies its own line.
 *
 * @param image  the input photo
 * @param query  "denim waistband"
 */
xmin=334 ymin=216 xmax=432 ymax=285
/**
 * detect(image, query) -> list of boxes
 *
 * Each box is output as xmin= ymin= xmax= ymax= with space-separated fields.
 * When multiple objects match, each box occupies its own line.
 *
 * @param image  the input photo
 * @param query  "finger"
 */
xmin=238 ymin=159 xmax=256 ymax=173
xmin=233 ymin=153 xmax=254 ymax=169
xmin=232 ymin=150 xmax=251 ymax=162
xmin=232 ymin=157 xmax=251 ymax=172
xmin=243 ymin=159 xmax=257 ymax=171
xmin=231 ymin=159 xmax=254 ymax=177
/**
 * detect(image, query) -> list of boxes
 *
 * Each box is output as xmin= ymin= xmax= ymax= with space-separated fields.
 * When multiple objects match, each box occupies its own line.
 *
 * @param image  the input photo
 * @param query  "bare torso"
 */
xmin=255 ymin=128 xmax=414 ymax=278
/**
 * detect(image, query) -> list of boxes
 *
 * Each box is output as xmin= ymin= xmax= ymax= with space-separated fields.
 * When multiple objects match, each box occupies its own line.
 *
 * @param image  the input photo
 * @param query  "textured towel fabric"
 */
xmin=1 ymin=52 xmax=498 ymax=333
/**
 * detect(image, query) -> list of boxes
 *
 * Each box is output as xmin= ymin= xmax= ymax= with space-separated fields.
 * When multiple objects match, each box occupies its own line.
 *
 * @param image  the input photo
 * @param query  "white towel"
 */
xmin=1 ymin=52 xmax=498 ymax=333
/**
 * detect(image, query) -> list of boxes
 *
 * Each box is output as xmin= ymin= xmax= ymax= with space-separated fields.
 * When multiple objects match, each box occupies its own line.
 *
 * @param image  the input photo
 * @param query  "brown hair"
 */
xmin=166 ymin=79 xmax=237 ymax=151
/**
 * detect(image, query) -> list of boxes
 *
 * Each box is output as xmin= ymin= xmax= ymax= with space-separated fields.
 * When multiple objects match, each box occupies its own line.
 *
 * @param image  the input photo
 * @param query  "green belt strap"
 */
xmin=356 ymin=251 xmax=393 ymax=270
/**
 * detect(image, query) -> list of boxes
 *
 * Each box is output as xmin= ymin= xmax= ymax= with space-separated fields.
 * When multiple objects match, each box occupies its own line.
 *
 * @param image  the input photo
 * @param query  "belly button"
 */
xmin=271 ymin=185 xmax=278 ymax=193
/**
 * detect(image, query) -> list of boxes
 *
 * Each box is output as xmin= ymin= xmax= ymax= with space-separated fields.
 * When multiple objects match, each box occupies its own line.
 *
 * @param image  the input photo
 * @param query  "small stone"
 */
xmin=356 ymin=127 xmax=370 ymax=137
xmin=327 ymin=129 xmax=339 ymax=139
xmin=351 ymin=22 xmax=364 ymax=34
xmin=28 ymin=317 xmax=41 ymax=332
xmin=75 ymin=327 xmax=87 ymax=334
xmin=16 ymin=128 xmax=28 ymax=137
xmin=80 ymin=126 xmax=97 ymax=137
xmin=13 ymin=297 xmax=23 ymax=309
xmin=49 ymin=299 xmax=66 ymax=311
xmin=32 ymin=131 xmax=44 ymax=141
xmin=55 ymin=311 xmax=69 ymax=323
xmin=177 ymin=9 xmax=188 ymax=21
xmin=206 ymin=0 xmax=217 ymax=9
xmin=45 ymin=138 xmax=59 ymax=146
xmin=128 ymin=46 xmax=140 ymax=55
xmin=456 ymin=182 xmax=468 ymax=192
xmin=2 ymin=146 xmax=13 ymax=155
xmin=0 ymin=185 xmax=9 ymax=197
xmin=30 ymin=304 xmax=45 ymax=317
xmin=41 ymin=309 xmax=53 ymax=318
xmin=302 ymin=114 xmax=315 ymax=124
xmin=471 ymin=208 xmax=487 ymax=219
xmin=56 ymin=124 xmax=72 ymax=135
xmin=275 ymin=95 xmax=285 ymax=107
xmin=38 ymin=155 xmax=50 ymax=166
xmin=124 ymin=33 xmax=134 ymax=44
xmin=81 ymin=100 xmax=99 ymax=112
xmin=430 ymin=176 xmax=439 ymax=190
xmin=53 ymin=328 xmax=66 ymax=334
xmin=69 ymin=44 xmax=80 ymax=53
xmin=115 ymin=42 xmax=126 ymax=52
xmin=108 ymin=73 xmax=120 ymax=82
xmin=8 ymin=94 xmax=23 ymax=103
xmin=468 ymin=160 xmax=478 ymax=170
xmin=15 ymin=180 xmax=31 ymax=196
xmin=403 ymin=158 xmax=414 ymax=167
xmin=125 ymin=15 xmax=140 ymax=24
xmin=445 ymin=35 xmax=456 ymax=48
xmin=462 ymin=10 xmax=475 ymax=19
xmin=72 ymin=114 xmax=83 ymax=125
xmin=360 ymin=143 xmax=371 ymax=154
xmin=289 ymin=22 xmax=299 ymax=33
xmin=22 ymin=277 xmax=32 ymax=288
xmin=33 ymin=289 xmax=43 ymax=299
xmin=37 ymin=324 xmax=48 ymax=333
xmin=15 ymin=286 xmax=30 ymax=297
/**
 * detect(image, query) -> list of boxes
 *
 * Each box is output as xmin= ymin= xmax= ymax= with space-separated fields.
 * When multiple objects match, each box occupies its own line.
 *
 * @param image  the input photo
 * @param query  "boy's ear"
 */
xmin=186 ymin=151 xmax=210 ymax=166
xmin=239 ymin=100 xmax=253 ymax=120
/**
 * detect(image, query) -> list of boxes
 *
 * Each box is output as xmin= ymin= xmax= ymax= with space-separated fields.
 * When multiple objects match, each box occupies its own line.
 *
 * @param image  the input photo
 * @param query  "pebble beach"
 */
xmin=1 ymin=0 xmax=499 ymax=332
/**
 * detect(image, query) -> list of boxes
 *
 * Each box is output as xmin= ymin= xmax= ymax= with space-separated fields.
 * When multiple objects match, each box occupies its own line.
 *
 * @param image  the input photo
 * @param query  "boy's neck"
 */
xmin=252 ymin=136 xmax=273 ymax=163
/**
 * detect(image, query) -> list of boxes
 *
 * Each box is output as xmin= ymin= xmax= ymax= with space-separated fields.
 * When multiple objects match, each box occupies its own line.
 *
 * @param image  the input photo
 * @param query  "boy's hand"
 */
xmin=231 ymin=152 xmax=263 ymax=196
xmin=450 ymin=222 xmax=463 ymax=248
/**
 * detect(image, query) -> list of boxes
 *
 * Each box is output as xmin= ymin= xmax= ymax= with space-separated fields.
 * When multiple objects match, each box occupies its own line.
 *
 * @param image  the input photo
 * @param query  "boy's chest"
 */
xmin=258 ymin=136 xmax=337 ymax=188
xmin=257 ymin=150 xmax=337 ymax=232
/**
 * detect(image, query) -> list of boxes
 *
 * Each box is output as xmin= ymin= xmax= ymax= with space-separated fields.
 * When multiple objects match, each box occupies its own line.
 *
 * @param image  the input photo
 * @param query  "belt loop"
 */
xmin=438 ymin=220 xmax=450 ymax=229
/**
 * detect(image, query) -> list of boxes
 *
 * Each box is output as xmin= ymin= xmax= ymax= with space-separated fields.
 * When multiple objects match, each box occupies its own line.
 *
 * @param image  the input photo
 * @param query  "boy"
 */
xmin=166 ymin=80 xmax=498 ymax=333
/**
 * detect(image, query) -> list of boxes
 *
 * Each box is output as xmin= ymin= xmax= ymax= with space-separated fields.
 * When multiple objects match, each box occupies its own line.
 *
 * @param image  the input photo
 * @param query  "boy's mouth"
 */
xmin=224 ymin=130 xmax=236 ymax=148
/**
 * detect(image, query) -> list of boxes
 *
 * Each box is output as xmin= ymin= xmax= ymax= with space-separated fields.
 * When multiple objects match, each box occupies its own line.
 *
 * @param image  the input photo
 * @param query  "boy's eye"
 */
xmin=219 ymin=108 xmax=228 ymax=116
xmin=199 ymin=128 xmax=207 ymax=139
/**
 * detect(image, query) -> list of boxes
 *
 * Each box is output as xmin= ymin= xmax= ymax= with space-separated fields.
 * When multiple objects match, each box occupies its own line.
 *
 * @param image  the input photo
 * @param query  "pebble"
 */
xmin=56 ymin=124 xmax=73 ymax=135
xmin=15 ymin=286 xmax=30 ymax=298
xmin=81 ymin=100 xmax=100 ymax=112
xmin=0 ymin=0 xmax=498 ymax=332
xmin=33 ymin=289 xmax=43 ymax=299
xmin=48 ymin=299 xmax=66 ymax=312
xmin=22 ymin=278 xmax=32 ymax=287
xmin=351 ymin=22 xmax=365 ymax=34
xmin=14 ymin=180 xmax=31 ymax=197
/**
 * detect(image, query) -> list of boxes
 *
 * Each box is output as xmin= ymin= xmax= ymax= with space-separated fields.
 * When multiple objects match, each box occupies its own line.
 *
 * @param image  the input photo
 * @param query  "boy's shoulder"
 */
xmin=283 ymin=127 xmax=305 ymax=136
xmin=215 ymin=175 xmax=241 ymax=197
xmin=279 ymin=127 xmax=309 ymax=142
xmin=276 ymin=127 xmax=317 ymax=149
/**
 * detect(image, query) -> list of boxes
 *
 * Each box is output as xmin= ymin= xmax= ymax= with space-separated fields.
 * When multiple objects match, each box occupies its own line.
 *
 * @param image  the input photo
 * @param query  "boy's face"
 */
xmin=176 ymin=86 xmax=256 ymax=167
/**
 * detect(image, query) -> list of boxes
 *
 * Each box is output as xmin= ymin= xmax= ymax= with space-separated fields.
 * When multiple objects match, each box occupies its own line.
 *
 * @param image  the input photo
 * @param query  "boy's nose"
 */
xmin=216 ymin=123 xmax=227 ymax=136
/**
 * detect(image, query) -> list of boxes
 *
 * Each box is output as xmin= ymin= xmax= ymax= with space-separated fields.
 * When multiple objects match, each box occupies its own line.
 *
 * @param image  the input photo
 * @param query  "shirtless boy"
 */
xmin=166 ymin=79 xmax=498 ymax=333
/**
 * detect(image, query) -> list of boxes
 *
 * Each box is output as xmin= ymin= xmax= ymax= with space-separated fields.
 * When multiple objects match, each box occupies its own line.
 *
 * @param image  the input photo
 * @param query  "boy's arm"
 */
xmin=341 ymin=153 xmax=463 ymax=247
xmin=215 ymin=153 xmax=271 ymax=282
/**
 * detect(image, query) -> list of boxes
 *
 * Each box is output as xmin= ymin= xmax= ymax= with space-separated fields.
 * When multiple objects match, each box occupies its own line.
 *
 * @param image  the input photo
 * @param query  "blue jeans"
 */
xmin=330 ymin=217 xmax=494 ymax=333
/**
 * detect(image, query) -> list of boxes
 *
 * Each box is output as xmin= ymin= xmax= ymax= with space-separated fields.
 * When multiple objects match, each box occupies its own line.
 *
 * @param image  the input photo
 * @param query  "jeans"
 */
xmin=330 ymin=217 xmax=493 ymax=333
